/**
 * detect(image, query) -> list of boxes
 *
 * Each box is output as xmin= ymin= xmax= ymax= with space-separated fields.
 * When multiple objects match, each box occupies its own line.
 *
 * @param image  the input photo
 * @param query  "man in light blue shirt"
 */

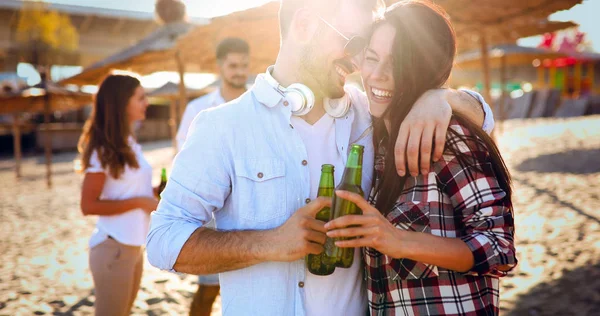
xmin=176 ymin=37 xmax=250 ymax=316
xmin=148 ymin=1 xmax=492 ymax=315
xmin=177 ymin=38 xmax=250 ymax=151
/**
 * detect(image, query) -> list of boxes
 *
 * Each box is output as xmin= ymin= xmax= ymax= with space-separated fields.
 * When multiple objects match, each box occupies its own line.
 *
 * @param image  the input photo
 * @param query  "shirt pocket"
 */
xmin=385 ymin=201 xmax=439 ymax=280
xmin=234 ymin=158 xmax=287 ymax=223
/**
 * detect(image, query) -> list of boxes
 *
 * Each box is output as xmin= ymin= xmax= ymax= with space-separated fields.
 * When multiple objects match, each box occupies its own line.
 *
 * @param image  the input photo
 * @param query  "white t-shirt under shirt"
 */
xmin=86 ymin=137 xmax=153 ymax=248
xmin=291 ymin=114 xmax=367 ymax=316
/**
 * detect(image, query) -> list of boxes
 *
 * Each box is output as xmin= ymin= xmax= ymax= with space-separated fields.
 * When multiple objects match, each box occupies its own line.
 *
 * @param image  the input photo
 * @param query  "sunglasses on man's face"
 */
xmin=317 ymin=16 xmax=367 ymax=57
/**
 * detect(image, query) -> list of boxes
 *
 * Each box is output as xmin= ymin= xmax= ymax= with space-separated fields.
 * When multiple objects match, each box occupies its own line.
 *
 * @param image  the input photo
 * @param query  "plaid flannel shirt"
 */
xmin=366 ymin=120 xmax=517 ymax=316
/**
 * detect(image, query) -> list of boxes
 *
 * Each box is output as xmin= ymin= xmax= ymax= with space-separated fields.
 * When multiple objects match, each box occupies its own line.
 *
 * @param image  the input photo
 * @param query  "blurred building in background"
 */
xmin=0 ymin=0 xmax=207 ymax=72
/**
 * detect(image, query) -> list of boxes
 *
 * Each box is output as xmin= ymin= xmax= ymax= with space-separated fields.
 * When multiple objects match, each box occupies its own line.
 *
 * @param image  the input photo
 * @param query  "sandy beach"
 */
xmin=1 ymin=116 xmax=599 ymax=316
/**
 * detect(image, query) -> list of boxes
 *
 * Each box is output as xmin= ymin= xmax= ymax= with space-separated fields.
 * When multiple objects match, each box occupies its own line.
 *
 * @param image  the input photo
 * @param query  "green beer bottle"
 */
xmin=307 ymin=164 xmax=337 ymax=276
xmin=326 ymin=144 xmax=364 ymax=268
xmin=157 ymin=168 xmax=167 ymax=198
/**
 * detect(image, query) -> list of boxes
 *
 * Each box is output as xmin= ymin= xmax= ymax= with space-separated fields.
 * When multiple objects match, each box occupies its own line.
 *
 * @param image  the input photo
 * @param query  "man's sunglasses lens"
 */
xmin=345 ymin=37 xmax=367 ymax=56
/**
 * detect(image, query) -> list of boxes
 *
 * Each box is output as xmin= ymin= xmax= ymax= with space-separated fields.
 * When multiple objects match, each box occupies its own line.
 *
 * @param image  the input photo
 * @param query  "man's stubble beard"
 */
xmin=299 ymin=39 xmax=345 ymax=100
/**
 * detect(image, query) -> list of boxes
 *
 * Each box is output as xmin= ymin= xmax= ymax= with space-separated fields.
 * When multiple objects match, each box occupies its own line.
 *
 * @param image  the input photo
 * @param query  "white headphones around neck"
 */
xmin=263 ymin=66 xmax=351 ymax=118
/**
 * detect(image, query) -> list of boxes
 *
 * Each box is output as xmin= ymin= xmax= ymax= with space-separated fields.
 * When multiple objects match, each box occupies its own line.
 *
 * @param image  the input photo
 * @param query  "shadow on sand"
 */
xmin=48 ymin=290 xmax=94 ymax=315
xmin=507 ymin=262 xmax=600 ymax=316
xmin=516 ymin=148 xmax=600 ymax=175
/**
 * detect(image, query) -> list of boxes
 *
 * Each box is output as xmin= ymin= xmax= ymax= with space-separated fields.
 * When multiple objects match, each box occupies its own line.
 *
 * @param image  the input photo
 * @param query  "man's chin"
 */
xmin=224 ymin=80 xmax=247 ymax=90
xmin=327 ymin=86 xmax=346 ymax=99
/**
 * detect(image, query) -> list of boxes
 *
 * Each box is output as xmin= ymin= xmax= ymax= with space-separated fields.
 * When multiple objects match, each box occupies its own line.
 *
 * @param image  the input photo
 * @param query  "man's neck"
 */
xmin=220 ymin=83 xmax=246 ymax=102
xmin=272 ymin=58 xmax=325 ymax=125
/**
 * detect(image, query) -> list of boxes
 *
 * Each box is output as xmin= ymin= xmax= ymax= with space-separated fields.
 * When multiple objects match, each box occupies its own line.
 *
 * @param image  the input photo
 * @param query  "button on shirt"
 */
xmin=147 ymin=74 xmax=375 ymax=316
xmin=291 ymin=113 xmax=367 ymax=316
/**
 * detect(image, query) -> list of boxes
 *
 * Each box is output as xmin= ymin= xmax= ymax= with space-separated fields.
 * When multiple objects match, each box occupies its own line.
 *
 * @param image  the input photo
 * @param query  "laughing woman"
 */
xmin=325 ymin=1 xmax=517 ymax=315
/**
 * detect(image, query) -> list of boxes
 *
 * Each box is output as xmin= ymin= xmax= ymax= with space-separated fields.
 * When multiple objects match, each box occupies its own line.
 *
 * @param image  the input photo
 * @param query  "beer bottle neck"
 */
xmin=341 ymin=150 xmax=363 ymax=186
xmin=317 ymin=168 xmax=335 ymax=198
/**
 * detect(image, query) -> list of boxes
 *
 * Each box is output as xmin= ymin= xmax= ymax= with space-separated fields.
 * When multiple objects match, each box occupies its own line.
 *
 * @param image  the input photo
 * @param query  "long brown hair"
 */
xmin=373 ymin=1 xmax=512 ymax=213
xmin=78 ymin=74 xmax=141 ymax=179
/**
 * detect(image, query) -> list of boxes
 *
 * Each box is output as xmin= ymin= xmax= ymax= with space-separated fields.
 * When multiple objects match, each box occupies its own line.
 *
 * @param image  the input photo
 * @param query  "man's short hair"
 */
xmin=278 ymin=0 xmax=385 ymax=39
xmin=216 ymin=37 xmax=250 ymax=60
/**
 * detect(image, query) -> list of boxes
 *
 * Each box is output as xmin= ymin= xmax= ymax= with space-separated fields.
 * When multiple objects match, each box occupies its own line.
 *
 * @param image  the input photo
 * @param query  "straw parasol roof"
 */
xmin=146 ymin=80 xmax=216 ymax=99
xmin=176 ymin=1 xmax=280 ymax=74
xmin=177 ymin=1 xmax=582 ymax=75
xmin=61 ymin=21 xmax=198 ymax=86
xmin=0 ymin=82 xmax=92 ymax=115
xmin=455 ymin=21 xmax=578 ymax=52
xmin=422 ymin=1 xmax=582 ymax=51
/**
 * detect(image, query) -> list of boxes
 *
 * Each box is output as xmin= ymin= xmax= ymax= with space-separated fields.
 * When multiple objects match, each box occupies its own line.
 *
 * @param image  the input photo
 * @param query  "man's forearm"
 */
xmin=447 ymin=89 xmax=485 ymax=127
xmin=173 ymin=227 xmax=274 ymax=275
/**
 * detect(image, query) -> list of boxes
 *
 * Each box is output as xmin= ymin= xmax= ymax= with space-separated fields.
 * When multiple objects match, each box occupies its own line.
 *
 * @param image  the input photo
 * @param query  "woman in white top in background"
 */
xmin=78 ymin=73 xmax=158 ymax=316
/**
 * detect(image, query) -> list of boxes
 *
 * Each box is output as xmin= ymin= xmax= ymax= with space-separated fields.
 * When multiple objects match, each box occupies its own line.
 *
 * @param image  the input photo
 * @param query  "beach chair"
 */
xmin=554 ymin=98 xmax=589 ymax=118
xmin=529 ymin=89 xmax=561 ymax=118
xmin=506 ymin=92 xmax=536 ymax=120
xmin=584 ymin=95 xmax=600 ymax=115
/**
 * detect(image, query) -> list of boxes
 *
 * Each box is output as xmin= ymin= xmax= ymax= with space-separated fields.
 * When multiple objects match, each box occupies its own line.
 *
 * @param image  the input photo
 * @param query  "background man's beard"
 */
xmin=224 ymin=77 xmax=247 ymax=89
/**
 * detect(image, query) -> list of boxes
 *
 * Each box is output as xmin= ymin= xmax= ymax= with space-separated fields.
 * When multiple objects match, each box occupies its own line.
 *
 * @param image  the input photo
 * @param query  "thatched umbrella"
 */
xmin=176 ymin=1 xmax=280 ymax=74
xmin=59 ymin=21 xmax=197 ymax=86
xmin=0 ymin=83 xmax=92 ymax=181
xmin=178 ymin=0 xmax=582 ymax=108
xmin=147 ymin=81 xmax=215 ymax=99
xmin=425 ymin=0 xmax=583 ymax=106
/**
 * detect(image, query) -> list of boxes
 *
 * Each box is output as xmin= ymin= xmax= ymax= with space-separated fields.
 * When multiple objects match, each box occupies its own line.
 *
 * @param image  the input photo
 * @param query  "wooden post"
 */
xmin=169 ymin=97 xmax=178 ymax=156
xmin=41 ymin=68 xmax=52 ymax=188
xmin=574 ymin=62 xmax=582 ymax=98
xmin=12 ymin=113 xmax=22 ymax=178
xmin=537 ymin=66 xmax=546 ymax=89
xmin=499 ymin=53 xmax=507 ymax=132
xmin=588 ymin=63 xmax=595 ymax=94
xmin=479 ymin=31 xmax=494 ymax=138
xmin=479 ymin=32 xmax=492 ymax=105
xmin=587 ymin=61 xmax=596 ymax=95
xmin=175 ymin=50 xmax=187 ymax=153
xmin=549 ymin=65 xmax=556 ymax=89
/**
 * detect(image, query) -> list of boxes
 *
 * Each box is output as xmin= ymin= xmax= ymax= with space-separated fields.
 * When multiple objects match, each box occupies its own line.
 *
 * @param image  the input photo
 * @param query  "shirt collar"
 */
xmin=251 ymin=66 xmax=285 ymax=109
xmin=210 ymin=88 xmax=226 ymax=106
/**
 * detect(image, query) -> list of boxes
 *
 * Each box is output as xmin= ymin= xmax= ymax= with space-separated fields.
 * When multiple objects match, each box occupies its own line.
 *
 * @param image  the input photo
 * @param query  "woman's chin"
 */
xmin=367 ymin=102 xmax=386 ymax=118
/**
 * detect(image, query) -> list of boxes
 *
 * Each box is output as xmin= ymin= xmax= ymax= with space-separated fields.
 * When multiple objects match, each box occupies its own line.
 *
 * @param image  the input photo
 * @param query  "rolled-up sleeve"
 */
xmin=459 ymin=89 xmax=495 ymax=134
xmin=147 ymin=110 xmax=231 ymax=271
xmin=440 ymin=122 xmax=516 ymax=277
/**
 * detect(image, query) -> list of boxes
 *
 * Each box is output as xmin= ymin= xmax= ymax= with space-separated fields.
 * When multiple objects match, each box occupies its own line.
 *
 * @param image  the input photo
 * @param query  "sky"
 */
xmin=518 ymin=0 xmax=599 ymax=52
xmin=41 ymin=0 xmax=275 ymax=18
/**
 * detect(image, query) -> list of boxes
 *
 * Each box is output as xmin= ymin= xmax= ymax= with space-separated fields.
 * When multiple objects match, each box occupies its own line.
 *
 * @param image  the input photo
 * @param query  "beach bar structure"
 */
xmin=535 ymin=54 xmax=600 ymax=98
xmin=0 ymin=83 xmax=91 ymax=186
xmin=423 ymin=0 xmax=584 ymax=106
xmin=60 ymin=21 xmax=206 ymax=153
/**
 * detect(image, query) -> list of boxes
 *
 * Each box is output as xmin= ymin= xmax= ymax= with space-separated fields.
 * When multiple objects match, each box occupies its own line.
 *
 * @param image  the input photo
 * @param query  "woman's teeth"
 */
xmin=371 ymin=87 xmax=393 ymax=99
xmin=336 ymin=65 xmax=348 ymax=78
